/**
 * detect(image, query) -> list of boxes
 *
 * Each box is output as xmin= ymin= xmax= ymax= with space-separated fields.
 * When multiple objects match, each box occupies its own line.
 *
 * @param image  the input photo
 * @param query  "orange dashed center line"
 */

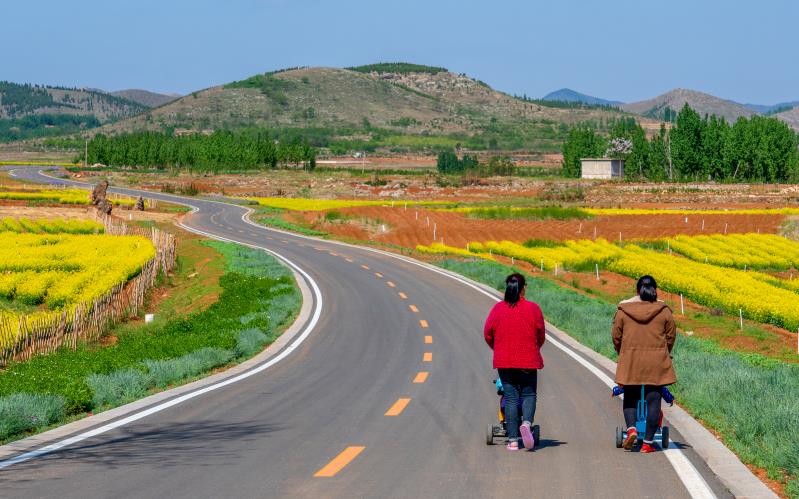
xmin=413 ymin=372 xmax=429 ymax=384
xmin=313 ymin=446 xmax=366 ymax=477
xmin=398 ymin=292 xmax=408 ymax=299
xmin=409 ymin=305 xmax=419 ymax=313
xmin=375 ymin=272 xmax=383 ymax=278
xmin=419 ymin=320 xmax=429 ymax=328
xmin=386 ymin=281 xmax=396 ymax=288
xmin=424 ymin=335 xmax=433 ymax=344
xmin=345 ymin=258 xmax=354 ymax=263
xmin=329 ymin=252 xmax=338 ymax=256
xmin=423 ymin=352 xmax=433 ymax=362
xmin=384 ymin=398 xmax=411 ymax=416
xmin=361 ymin=264 xmax=370 ymax=270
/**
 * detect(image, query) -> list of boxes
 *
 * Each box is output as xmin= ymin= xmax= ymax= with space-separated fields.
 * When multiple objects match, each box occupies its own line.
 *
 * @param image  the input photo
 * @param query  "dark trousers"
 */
xmin=623 ymin=385 xmax=662 ymax=442
xmin=497 ymin=368 xmax=538 ymax=443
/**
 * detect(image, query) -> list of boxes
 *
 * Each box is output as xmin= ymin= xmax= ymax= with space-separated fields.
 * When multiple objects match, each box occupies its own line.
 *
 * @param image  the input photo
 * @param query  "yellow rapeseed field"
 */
xmin=0 ymin=217 xmax=104 ymax=234
xmin=667 ymin=233 xmax=799 ymax=270
xmin=0 ymin=231 xmax=156 ymax=352
xmin=432 ymin=234 xmax=799 ymax=330
xmin=0 ymin=189 xmax=134 ymax=206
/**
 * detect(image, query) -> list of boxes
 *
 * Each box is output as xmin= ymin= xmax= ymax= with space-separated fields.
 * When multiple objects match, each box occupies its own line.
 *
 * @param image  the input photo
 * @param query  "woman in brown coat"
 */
xmin=612 ymin=275 xmax=676 ymax=453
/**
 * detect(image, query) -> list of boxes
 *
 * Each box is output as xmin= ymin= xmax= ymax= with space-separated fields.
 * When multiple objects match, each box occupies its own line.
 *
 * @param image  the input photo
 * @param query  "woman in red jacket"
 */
xmin=484 ymin=273 xmax=546 ymax=451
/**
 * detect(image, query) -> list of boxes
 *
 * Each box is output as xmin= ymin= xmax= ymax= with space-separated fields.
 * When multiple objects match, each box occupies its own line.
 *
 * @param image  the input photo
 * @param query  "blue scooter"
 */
xmin=614 ymin=385 xmax=670 ymax=450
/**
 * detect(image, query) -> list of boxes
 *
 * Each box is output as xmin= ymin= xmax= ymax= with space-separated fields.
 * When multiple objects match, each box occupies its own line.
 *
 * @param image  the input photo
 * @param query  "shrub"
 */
xmin=86 ymin=369 xmax=153 ymax=408
xmin=0 ymin=393 xmax=66 ymax=440
xmin=234 ymin=328 xmax=269 ymax=358
xmin=143 ymin=348 xmax=234 ymax=388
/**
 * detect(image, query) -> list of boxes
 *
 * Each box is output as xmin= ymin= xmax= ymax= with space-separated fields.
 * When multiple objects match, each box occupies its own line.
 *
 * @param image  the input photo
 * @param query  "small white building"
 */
xmin=581 ymin=158 xmax=624 ymax=179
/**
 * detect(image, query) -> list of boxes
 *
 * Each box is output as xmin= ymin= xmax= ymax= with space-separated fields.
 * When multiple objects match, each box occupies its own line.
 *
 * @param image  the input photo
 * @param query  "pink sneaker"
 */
xmin=506 ymin=441 xmax=519 ymax=451
xmin=520 ymin=422 xmax=535 ymax=450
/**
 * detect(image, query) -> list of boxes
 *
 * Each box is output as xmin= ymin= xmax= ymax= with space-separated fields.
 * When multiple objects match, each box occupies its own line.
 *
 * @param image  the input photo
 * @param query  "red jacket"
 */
xmin=484 ymin=298 xmax=546 ymax=369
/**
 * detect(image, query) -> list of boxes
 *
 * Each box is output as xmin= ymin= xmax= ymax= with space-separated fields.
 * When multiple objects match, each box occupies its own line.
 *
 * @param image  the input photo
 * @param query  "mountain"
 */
xmin=0 ymin=81 xmax=145 ymax=121
xmin=101 ymin=65 xmax=657 ymax=153
xmin=541 ymin=88 xmax=622 ymax=107
xmin=741 ymin=101 xmax=799 ymax=115
xmin=110 ymin=89 xmax=180 ymax=108
xmin=621 ymin=88 xmax=755 ymax=123
xmin=0 ymin=81 xmax=147 ymax=142
xmin=774 ymin=107 xmax=799 ymax=131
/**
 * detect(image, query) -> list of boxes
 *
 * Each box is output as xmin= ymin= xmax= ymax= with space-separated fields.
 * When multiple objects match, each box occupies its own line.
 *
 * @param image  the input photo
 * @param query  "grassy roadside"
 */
xmin=0 ymin=238 xmax=300 ymax=444
xmin=436 ymin=258 xmax=799 ymax=498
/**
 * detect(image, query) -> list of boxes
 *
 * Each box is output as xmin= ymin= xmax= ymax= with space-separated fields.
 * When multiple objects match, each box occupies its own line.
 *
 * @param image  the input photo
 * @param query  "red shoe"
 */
xmin=622 ymin=428 xmax=637 ymax=450
xmin=640 ymin=442 xmax=657 ymax=453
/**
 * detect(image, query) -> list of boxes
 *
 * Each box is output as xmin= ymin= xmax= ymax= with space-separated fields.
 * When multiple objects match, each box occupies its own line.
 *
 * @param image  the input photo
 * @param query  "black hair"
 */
xmin=504 ymin=273 xmax=526 ymax=306
xmin=636 ymin=275 xmax=658 ymax=302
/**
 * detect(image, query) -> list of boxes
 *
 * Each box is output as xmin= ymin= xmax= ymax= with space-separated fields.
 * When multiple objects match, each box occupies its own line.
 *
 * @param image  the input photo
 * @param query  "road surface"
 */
xmin=0 ymin=167 xmax=731 ymax=498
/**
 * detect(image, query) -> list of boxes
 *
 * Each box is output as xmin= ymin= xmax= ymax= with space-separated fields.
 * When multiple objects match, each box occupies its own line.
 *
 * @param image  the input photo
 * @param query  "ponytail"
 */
xmin=504 ymin=273 xmax=526 ymax=306
xmin=636 ymin=275 xmax=658 ymax=302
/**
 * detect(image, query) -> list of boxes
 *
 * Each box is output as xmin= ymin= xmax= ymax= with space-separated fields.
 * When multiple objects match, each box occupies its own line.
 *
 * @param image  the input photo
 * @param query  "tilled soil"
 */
xmin=300 ymin=206 xmax=784 ymax=248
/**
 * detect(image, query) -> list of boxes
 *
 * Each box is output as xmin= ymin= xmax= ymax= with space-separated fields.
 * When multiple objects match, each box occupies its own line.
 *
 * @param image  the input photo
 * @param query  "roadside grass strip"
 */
xmin=0 ymin=241 xmax=300 ymax=441
xmin=436 ymin=258 xmax=799 ymax=497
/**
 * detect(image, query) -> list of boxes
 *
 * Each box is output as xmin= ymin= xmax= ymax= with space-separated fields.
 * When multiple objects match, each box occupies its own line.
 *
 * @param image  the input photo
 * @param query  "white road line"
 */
xmin=25 ymin=169 xmax=717 ymax=497
xmin=236 ymin=211 xmax=718 ymax=499
xmin=0 ymin=212 xmax=324 ymax=471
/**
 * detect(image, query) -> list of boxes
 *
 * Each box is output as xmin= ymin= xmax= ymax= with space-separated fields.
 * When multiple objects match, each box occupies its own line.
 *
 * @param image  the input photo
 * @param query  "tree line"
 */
xmin=85 ymin=130 xmax=317 ymax=171
xmin=562 ymin=104 xmax=799 ymax=182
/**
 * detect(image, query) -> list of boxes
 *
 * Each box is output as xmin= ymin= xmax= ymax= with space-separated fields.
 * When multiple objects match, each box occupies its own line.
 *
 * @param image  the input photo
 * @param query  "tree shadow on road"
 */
xmin=0 ymin=419 xmax=282 ymax=483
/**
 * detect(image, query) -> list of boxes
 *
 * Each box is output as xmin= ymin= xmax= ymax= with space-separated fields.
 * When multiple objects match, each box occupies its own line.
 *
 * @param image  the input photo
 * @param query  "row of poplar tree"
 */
xmin=562 ymin=104 xmax=799 ymax=182
xmin=85 ymin=130 xmax=316 ymax=171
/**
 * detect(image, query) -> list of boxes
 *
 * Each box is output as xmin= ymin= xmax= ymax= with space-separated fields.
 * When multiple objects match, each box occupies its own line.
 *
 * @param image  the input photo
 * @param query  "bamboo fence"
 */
xmin=0 ymin=213 xmax=176 ymax=366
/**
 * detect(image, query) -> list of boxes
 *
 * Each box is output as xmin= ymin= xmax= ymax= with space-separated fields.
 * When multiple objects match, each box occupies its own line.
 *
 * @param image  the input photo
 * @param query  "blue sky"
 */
xmin=5 ymin=0 xmax=797 ymax=104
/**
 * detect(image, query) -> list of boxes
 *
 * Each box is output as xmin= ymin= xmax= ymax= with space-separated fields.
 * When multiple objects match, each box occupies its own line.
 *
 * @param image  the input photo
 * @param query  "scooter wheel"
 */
xmin=661 ymin=426 xmax=670 ymax=449
xmin=615 ymin=426 xmax=623 ymax=448
xmin=532 ymin=425 xmax=540 ymax=448
xmin=486 ymin=424 xmax=494 ymax=445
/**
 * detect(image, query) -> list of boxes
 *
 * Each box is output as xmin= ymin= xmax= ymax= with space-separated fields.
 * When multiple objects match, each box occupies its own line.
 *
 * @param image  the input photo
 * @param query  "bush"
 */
xmin=143 ymin=348 xmax=234 ymax=388
xmin=0 ymin=393 xmax=66 ymax=440
xmin=234 ymin=328 xmax=269 ymax=358
xmin=86 ymin=369 xmax=153 ymax=408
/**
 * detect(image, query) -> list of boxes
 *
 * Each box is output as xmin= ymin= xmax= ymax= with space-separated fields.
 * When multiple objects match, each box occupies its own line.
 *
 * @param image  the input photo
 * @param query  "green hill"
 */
xmin=0 ymin=81 xmax=146 ymax=142
xmin=102 ymin=66 xmax=655 ymax=154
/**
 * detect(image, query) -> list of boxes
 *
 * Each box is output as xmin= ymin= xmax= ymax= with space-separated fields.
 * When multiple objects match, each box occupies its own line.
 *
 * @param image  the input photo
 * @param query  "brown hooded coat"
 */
xmin=612 ymin=301 xmax=677 ymax=386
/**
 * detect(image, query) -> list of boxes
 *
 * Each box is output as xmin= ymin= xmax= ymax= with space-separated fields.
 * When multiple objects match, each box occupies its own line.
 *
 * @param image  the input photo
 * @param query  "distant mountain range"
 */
xmin=541 ymin=88 xmax=623 ymax=107
xmin=542 ymin=87 xmax=799 ymax=128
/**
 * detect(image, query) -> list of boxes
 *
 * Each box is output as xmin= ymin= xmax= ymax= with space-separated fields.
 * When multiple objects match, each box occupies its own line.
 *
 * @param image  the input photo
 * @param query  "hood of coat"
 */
xmin=618 ymin=301 xmax=669 ymax=323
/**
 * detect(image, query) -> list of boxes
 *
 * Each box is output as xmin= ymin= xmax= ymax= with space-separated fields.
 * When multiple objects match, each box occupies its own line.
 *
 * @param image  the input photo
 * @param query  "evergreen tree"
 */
xmin=670 ymin=104 xmax=705 ymax=179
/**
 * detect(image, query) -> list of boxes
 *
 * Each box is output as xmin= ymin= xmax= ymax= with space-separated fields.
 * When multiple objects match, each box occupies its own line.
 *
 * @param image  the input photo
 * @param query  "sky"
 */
xmin=5 ymin=0 xmax=798 ymax=104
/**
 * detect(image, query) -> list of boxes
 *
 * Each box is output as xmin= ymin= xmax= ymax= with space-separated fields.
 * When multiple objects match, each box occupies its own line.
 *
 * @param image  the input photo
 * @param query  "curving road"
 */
xmin=0 ymin=167 xmax=733 ymax=498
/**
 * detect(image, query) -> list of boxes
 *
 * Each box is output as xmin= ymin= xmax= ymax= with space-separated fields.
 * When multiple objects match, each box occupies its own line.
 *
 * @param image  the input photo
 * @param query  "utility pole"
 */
xmin=84 ymin=139 xmax=88 ymax=168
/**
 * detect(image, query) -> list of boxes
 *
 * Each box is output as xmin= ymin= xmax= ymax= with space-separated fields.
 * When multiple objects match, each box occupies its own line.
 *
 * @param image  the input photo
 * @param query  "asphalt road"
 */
xmin=0 ymin=167 xmax=732 ymax=498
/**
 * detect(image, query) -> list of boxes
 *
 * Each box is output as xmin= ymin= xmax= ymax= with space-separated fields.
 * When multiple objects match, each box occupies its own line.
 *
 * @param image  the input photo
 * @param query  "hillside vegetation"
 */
xmin=101 ymin=66 xmax=653 ymax=154
xmin=0 ymin=81 xmax=146 ymax=142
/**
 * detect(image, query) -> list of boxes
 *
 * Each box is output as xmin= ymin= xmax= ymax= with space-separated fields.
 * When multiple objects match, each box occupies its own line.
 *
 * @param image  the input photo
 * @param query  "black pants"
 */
xmin=622 ymin=385 xmax=662 ymax=442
